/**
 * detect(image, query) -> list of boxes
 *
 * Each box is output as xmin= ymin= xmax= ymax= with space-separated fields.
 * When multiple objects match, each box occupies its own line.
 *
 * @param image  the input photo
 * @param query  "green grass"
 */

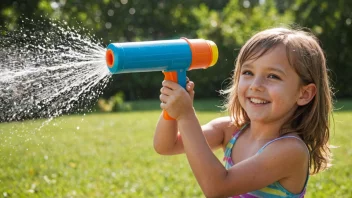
xmin=0 ymin=99 xmax=351 ymax=197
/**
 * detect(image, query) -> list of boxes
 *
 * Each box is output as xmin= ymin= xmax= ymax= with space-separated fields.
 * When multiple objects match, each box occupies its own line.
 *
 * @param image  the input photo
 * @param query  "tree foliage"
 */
xmin=291 ymin=0 xmax=352 ymax=97
xmin=1 ymin=0 xmax=350 ymax=99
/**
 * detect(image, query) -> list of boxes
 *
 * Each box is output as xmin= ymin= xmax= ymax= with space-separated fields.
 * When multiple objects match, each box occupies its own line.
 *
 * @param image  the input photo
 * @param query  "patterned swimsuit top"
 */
xmin=223 ymin=124 xmax=309 ymax=198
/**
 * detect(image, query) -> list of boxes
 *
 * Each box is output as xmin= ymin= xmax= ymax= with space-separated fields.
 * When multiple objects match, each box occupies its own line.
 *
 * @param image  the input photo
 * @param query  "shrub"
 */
xmin=97 ymin=92 xmax=131 ymax=112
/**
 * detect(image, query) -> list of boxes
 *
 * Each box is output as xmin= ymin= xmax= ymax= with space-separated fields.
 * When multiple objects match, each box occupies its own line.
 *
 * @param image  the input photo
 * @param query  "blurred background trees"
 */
xmin=1 ymin=0 xmax=351 ymax=100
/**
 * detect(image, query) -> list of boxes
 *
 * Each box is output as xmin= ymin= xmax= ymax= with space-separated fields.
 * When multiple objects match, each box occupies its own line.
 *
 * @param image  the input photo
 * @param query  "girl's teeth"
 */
xmin=250 ymin=98 xmax=268 ymax=104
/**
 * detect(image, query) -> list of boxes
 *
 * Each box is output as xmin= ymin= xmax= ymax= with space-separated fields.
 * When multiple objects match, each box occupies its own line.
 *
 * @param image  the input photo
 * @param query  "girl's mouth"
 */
xmin=249 ymin=98 xmax=270 ymax=104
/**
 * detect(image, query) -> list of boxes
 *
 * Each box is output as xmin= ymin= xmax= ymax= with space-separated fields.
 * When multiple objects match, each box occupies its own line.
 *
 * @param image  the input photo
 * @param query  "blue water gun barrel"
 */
xmin=106 ymin=39 xmax=192 ymax=74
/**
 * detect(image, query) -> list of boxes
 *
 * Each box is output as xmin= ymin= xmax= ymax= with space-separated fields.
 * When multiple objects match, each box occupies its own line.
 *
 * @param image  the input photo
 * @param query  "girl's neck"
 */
xmin=246 ymin=121 xmax=284 ymax=141
xmin=245 ymin=106 xmax=298 ymax=141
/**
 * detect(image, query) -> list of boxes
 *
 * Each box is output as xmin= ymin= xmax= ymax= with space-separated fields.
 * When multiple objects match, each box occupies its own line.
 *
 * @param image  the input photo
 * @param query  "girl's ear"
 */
xmin=297 ymin=83 xmax=317 ymax=106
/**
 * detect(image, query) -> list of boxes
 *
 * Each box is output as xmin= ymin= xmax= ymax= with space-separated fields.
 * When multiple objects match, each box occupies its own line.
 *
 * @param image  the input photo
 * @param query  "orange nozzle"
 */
xmin=181 ymin=38 xmax=218 ymax=70
xmin=106 ymin=49 xmax=114 ymax=68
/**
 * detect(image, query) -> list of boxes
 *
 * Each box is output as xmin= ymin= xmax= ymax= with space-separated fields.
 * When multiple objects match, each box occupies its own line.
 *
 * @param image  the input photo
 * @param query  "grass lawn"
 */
xmin=0 ymin=99 xmax=351 ymax=197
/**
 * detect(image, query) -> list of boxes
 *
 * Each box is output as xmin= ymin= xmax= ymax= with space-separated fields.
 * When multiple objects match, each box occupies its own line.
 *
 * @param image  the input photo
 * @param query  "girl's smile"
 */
xmin=248 ymin=97 xmax=270 ymax=104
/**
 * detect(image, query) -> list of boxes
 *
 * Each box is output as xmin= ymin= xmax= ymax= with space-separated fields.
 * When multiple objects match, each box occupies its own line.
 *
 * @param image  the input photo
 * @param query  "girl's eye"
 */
xmin=242 ymin=70 xmax=253 ymax=75
xmin=268 ymin=74 xmax=281 ymax=80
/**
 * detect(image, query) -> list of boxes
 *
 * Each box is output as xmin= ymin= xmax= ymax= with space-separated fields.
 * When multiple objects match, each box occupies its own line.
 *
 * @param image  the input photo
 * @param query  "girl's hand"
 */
xmin=159 ymin=79 xmax=195 ymax=120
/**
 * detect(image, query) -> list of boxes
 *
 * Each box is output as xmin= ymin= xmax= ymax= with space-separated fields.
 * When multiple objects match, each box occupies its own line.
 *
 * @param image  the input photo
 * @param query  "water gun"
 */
xmin=105 ymin=37 xmax=218 ymax=120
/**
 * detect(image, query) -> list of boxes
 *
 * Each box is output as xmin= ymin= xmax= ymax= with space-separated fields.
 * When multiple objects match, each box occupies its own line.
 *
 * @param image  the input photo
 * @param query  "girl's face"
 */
xmin=238 ymin=44 xmax=302 ymax=124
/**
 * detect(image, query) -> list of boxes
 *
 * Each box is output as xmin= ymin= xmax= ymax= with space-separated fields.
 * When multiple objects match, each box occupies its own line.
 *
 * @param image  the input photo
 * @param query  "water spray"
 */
xmin=0 ymin=18 xmax=110 ymax=123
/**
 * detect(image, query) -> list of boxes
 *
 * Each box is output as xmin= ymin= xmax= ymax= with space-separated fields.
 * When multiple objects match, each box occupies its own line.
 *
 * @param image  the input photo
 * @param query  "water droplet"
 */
xmin=105 ymin=22 xmax=112 ymax=29
xmin=108 ymin=9 xmax=114 ymax=16
xmin=243 ymin=0 xmax=250 ymax=8
xmin=129 ymin=8 xmax=136 ymax=15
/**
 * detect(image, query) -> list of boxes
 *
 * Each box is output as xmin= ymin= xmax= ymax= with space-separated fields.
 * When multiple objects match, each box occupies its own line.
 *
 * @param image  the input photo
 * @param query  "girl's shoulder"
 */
xmin=207 ymin=116 xmax=237 ymax=131
xmin=201 ymin=116 xmax=237 ymax=151
xmin=205 ymin=116 xmax=241 ymax=148
xmin=261 ymin=135 xmax=309 ymax=155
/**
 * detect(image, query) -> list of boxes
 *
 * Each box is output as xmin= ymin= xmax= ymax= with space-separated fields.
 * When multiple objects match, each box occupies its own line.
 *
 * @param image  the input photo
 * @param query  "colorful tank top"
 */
xmin=223 ymin=124 xmax=309 ymax=198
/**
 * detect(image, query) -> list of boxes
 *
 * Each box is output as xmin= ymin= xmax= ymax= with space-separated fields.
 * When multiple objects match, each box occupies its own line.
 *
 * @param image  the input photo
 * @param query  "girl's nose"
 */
xmin=249 ymin=77 xmax=265 ymax=92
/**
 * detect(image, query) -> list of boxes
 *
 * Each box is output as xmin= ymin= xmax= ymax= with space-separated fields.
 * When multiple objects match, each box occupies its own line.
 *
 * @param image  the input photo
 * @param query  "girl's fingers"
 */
xmin=160 ymin=86 xmax=173 ymax=96
xmin=160 ymin=101 xmax=167 ymax=109
xmin=186 ymin=81 xmax=195 ymax=101
xmin=160 ymin=79 xmax=194 ymax=106
xmin=159 ymin=94 xmax=169 ymax=104
xmin=162 ymin=80 xmax=180 ymax=90
xmin=159 ymin=94 xmax=170 ymax=110
xmin=186 ymin=81 xmax=194 ymax=91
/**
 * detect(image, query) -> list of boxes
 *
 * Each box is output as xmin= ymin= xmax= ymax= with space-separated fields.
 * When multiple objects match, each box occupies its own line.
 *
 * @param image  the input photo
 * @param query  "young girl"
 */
xmin=154 ymin=27 xmax=333 ymax=198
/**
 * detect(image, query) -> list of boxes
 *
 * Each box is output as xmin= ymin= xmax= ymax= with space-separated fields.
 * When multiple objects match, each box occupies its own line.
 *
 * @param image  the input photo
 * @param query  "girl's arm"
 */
xmin=153 ymin=80 xmax=228 ymax=155
xmin=153 ymin=112 xmax=179 ymax=155
xmin=153 ymin=113 xmax=231 ymax=155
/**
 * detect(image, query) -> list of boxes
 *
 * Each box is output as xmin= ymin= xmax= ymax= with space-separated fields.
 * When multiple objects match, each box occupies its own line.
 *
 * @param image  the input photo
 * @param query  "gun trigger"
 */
xmin=163 ymin=71 xmax=178 ymax=83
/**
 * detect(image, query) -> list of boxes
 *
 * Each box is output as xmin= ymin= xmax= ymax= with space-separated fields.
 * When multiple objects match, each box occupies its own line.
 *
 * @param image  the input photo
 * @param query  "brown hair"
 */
xmin=221 ymin=27 xmax=333 ymax=174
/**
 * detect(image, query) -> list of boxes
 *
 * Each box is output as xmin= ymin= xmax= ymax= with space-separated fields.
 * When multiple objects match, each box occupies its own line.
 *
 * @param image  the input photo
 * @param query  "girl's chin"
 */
xmin=247 ymin=117 xmax=268 ymax=122
xmin=246 ymin=113 xmax=270 ymax=122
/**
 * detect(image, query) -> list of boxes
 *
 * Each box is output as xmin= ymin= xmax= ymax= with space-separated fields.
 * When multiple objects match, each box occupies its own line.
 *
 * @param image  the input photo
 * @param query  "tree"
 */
xmin=291 ymin=0 xmax=352 ymax=98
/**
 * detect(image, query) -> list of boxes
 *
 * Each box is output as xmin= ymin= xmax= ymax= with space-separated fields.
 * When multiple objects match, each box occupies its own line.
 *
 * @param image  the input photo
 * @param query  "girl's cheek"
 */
xmin=237 ymin=86 xmax=247 ymax=102
xmin=238 ymin=80 xmax=249 ymax=93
